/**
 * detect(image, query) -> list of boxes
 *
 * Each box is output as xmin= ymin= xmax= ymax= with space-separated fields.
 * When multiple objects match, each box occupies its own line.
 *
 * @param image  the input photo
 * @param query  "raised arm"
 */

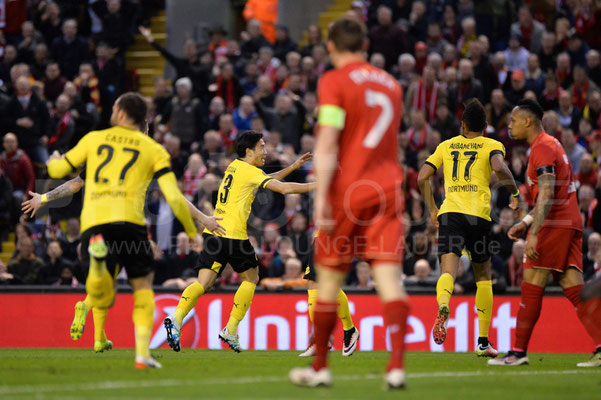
xmin=268 ymin=152 xmax=312 ymax=181
xmin=417 ymin=163 xmax=439 ymax=227
xmin=21 ymin=176 xmax=84 ymax=217
xmin=264 ymin=179 xmax=316 ymax=194
xmin=524 ymin=173 xmax=555 ymax=260
xmin=491 ymin=153 xmax=520 ymax=210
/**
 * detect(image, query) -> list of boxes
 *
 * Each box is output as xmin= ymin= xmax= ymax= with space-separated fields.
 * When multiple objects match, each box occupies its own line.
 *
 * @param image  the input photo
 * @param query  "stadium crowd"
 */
xmin=1 ymin=0 xmax=601 ymax=292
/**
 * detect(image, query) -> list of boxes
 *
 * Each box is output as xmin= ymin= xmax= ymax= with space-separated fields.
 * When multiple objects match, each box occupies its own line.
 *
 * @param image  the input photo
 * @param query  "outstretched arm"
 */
xmin=491 ymin=153 xmax=520 ymax=210
xmin=268 ymin=152 xmax=312 ymax=181
xmin=264 ymin=179 xmax=316 ymax=194
xmin=22 ymin=175 xmax=84 ymax=217
xmin=417 ymin=163 xmax=439 ymax=227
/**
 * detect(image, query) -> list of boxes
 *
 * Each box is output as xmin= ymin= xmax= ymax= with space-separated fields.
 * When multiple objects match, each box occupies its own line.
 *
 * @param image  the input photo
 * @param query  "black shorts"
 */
xmin=81 ymin=222 xmax=154 ymax=279
xmin=196 ymin=233 xmax=258 ymax=276
xmin=303 ymin=252 xmax=316 ymax=281
xmin=437 ymin=212 xmax=493 ymax=263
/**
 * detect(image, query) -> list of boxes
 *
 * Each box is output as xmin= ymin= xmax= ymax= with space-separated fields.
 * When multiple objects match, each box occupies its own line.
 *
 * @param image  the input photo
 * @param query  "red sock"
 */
xmin=576 ymin=295 xmax=601 ymax=348
xmin=513 ymin=282 xmax=545 ymax=352
xmin=311 ymin=301 xmax=338 ymax=372
xmin=383 ymin=299 xmax=410 ymax=372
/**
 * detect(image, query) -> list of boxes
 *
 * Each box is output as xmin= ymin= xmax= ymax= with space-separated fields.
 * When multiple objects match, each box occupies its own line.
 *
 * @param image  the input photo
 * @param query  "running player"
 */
xmin=288 ymin=18 xmax=408 ymax=389
xmin=418 ymin=99 xmax=520 ymax=357
xmin=299 ymin=234 xmax=359 ymax=358
xmin=46 ymin=93 xmax=222 ymax=368
xmin=163 ymin=131 xmax=315 ymax=353
xmin=489 ymin=99 xmax=601 ymax=367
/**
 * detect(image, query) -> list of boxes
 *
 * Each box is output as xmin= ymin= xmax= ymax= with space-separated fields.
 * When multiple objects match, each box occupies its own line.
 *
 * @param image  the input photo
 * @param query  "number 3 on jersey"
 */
xmin=363 ymin=89 xmax=393 ymax=148
xmin=220 ymin=174 xmax=234 ymax=204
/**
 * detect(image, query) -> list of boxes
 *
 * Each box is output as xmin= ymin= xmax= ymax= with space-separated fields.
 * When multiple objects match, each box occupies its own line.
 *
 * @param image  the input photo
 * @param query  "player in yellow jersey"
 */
xmin=418 ymin=99 xmax=520 ymax=357
xmin=46 ymin=93 xmax=223 ymax=368
xmin=299 ymin=232 xmax=359 ymax=357
xmin=164 ymin=130 xmax=315 ymax=352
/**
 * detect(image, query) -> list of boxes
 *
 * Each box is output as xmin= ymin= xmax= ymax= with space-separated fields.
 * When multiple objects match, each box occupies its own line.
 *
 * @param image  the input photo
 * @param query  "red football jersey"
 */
xmin=317 ymin=61 xmax=403 ymax=207
xmin=526 ymin=131 xmax=582 ymax=230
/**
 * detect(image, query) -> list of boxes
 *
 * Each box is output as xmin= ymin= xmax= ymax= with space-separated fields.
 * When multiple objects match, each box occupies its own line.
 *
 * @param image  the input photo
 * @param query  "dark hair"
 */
xmin=236 ymin=130 xmax=263 ymax=158
xmin=116 ymin=92 xmax=147 ymax=129
xmin=517 ymin=99 xmax=544 ymax=121
xmin=461 ymin=98 xmax=487 ymax=132
xmin=328 ymin=17 xmax=366 ymax=53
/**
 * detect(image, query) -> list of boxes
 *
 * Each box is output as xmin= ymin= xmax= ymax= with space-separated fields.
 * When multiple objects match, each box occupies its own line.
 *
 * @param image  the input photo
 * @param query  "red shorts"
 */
xmin=314 ymin=191 xmax=404 ymax=272
xmin=524 ymin=227 xmax=583 ymax=273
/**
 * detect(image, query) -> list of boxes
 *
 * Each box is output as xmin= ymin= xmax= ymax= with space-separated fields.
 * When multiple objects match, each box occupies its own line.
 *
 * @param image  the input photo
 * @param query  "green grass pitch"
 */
xmin=0 ymin=349 xmax=599 ymax=399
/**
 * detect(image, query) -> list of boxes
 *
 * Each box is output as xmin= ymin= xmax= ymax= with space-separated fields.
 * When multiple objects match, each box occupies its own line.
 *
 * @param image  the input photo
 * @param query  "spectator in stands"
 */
xmin=201 ymin=130 xmax=224 ymax=167
xmin=256 ymin=92 xmax=305 ymax=151
xmin=288 ymin=212 xmax=311 ymax=267
xmin=273 ymin=25 xmax=297 ymax=62
xmin=38 ymin=240 xmax=74 ymax=285
xmin=525 ymin=54 xmax=545 ymax=97
xmin=447 ymin=59 xmax=484 ymax=118
xmin=3 ymin=76 xmax=49 ymax=165
xmin=58 ymin=217 xmax=80 ymax=263
xmin=432 ymin=101 xmax=460 ymax=141
xmin=0 ymin=166 xmax=14 ymax=242
xmin=207 ymin=96 xmax=226 ymax=130
xmin=369 ymin=53 xmax=385 ymax=70
xmin=7 ymin=236 xmax=43 ymax=284
xmin=42 ymin=61 xmax=66 ymax=103
xmin=217 ymin=113 xmax=237 ymax=154
xmin=579 ymin=185 xmax=596 ymax=229
xmin=300 ymin=25 xmax=323 ymax=57
xmin=405 ymin=259 xmax=437 ymax=286
xmin=73 ymin=63 xmax=100 ymax=108
xmin=426 ymin=21 xmax=448 ymax=55
xmin=50 ymin=19 xmax=90 ymax=80
xmin=504 ymin=33 xmax=530 ymax=72
xmin=492 ymin=51 xmax=509 ymax=87
xmin=577 ymin=153 xmax=598 ymax=188
xmin=470 ymin=39 xmax=498 ymax=102
xmin=164 ymin=77 xmax=206 ymax=151
xmin=48 ymin=94 xmax=75 ymax=153
xmin=35 ymin=1 xmax=62 ymax=46
xmin=563 ymin=128 xmax=587 ymax=173
xmin=584 ymin=232 xmax=601 ymax=281
xmin=405 ymin=65 xmax=445 ymax=124
xmin=163 ymin=134 xmax=187 ymax=178
xmin=155 ymin=232 xmax=197 ymax=287
xmin=92 ymin=0 xmax=138 ymax=54
xmin=404 ymin=231 xmax=437 ymax=276
xmin=368 ymin=5 xmax=408 ymax=71
xmin=408 ymin=0 xmax=428 ymax=43
xmin=17 ymin=21 xmax=43 ymax=64
xmin=215 ymin=61 xmax=242 ymax=113
xmin=504 ymin=70 xmax=527 ymax=107
xmin=587 ymin=50 xmax=601 ymax=88
xmin=406 ymin=109 xmax=430 ymax=152
xmin=491 ymin=208 xmax=516 ymax=262
xmin=29 ymin=43 xmax=49 ymax=81
xmin=94 ymin=41 xmax=122 ymax=125
xmin=153 ymin=77 xmax=172 ymax=121
xmin=557 ymin=89 xmax=582 ymax=130
xmin=240 ymin=61 xmax=260 ymax=95
xmin=261 ymin=257 xmax=307 ymax=291
xmin=571 ymin=65 xmax=599 ymax=111
xmin=355 ymin=261 xmax=373 ymax=289
xmin=485 ymin=89 xmax=511 ymax=135
xmin=139 ymin=26 xmax=211 ymax=102
xmin=538 ymin=31 xmax=559 ymax=73
xmin=268 ymin=236 xmax=296 ymax=278
xmin=0 ymin=258 xmax=17 ymax=285
xmin=506 ymin=239 xmax=526 ymax=287
xmin=556 ymin=52 xmax=573 ymax=89
xmin=396 ymin=53 xmax=416 ymax=93
xmin=585 ymin=90 xmax=601 ymax=130
xmin=240 ymin=19 xmax=271 ymax=59
xmin=183 ymin=153 xmax=206 ymax=200
xmin=511 ymin=5 xmax=545 ymax=54
xmin=233 ymin=95 xmax=257 ymax=131
xmin=1 ymin=133 xmax=35 ymax=202
xmin=540 ymin=74 xmax=561 ymax=111
xmin=457 ymin=16 xmax=477 ymax=57
xmin=258 ymin=222 xmax=280 ymax=268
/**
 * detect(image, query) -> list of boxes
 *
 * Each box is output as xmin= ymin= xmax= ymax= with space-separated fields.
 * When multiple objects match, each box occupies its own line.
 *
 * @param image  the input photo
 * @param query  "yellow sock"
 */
xmin=337 ymin=289 xmax=354 ymax=331
xmin=83 ymin=295 xmax=93 ymax=311
xmin=92 ymin=307 xmax=108 ymax=342
xmin=475 ymin=280 xmax=493 ymax=338
xmin=436 ymin=273 xmax=454 ymax=306
xmin=226 ymin=281 xmax=256 ymax=335
xmin=85 ymin=262 xmax=114 ymax=309
xmin=174 ymin=281 xmax=205 ymax=326
xmin=88 ymin=255 xmax=107 ymax=279
xmin=307 ymin=289 xmax=318 ymax=324
xmin=132 ymin=289 xmax=154 ymax=359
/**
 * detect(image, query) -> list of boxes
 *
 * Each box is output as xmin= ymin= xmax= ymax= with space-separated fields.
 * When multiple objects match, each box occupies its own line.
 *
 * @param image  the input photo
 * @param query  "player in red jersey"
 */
xmin=489 ymin=99 xmax=601 ymax=367
xmin=289 ymin=18 xmax=409 ymax=389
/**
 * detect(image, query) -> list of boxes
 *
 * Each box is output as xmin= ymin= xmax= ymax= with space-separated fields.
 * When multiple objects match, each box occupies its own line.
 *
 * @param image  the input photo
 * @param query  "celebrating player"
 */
xmin=163 ymin=131 xmax=315 ymax=353
xmin=46 ymin=93 xmax=221 ymax=368
xmin=288 ymin=18 xmax=409 ymax=389
xmin=418 ymin=99 xmax=520 ymax=357
xmin=489 ymin=99 xmax=601 ymax=367
xmin=299 ymin=233 xmax=359 ymax=358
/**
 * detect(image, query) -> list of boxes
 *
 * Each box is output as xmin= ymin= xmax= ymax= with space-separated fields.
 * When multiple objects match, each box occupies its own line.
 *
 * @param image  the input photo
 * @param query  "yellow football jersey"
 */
xmin=425 ymin=135 xmax=505 ymax=221
xmin=206 ymin=158 xmax=273 ymax=240
xmin=49 ymin=126 xmax=173 ymax=232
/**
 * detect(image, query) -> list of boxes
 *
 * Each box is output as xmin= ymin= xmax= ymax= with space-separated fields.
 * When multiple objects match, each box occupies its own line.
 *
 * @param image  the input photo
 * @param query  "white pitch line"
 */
xmin=0 ymin=369 xmax=597 ymax=395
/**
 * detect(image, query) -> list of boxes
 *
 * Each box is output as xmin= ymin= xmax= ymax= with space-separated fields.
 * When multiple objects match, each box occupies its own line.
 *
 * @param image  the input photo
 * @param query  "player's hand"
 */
xmin=525 ymin=234 xmax=539 ymax=261
xmin=21 ymin=191 xmax=42 ymax=217
xmin=48 ymin=150 xmax=62 ymax=162
xmin=430 ymin=208 xmax=439 ymax=228
xmin=293 ymin=152 xmax=312 ymax=169
xmin=203 ymin=216 xmax=226 ymax=236
xmin=138 ymin=26 xmax=154 ymax=43
xmin=508 ymin=221 xmax=527 ymax=240
xmin=315 ymin=198 xmax=335 ymax=234
xmin=509 ymin=195 xmax=519 ymax=211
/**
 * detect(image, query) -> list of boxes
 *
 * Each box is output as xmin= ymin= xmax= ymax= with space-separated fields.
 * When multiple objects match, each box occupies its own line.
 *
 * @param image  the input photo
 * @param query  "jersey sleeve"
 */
xmin=48 ymin=133 xmax=91 ymax=178
xmin=425 ymin=143 xmax=444 ymax=171
xmin=317 ymin=73 xmax=346 ymax=130
xmin=152 ymin=143 xmax=172 ymax=178
xmin=489 ymin=140 xmax=506 ymax=161
xmin=530 ymin=143 xmax=557 ymax=176
xmin=247 ymin=167 xmax=273 ymax=189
